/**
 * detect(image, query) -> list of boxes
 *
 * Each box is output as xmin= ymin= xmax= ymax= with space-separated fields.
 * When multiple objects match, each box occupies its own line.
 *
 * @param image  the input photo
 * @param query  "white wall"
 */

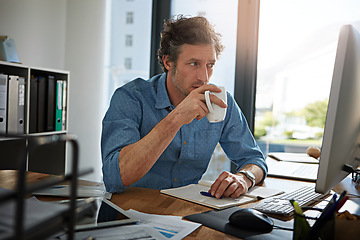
xmin=64 ymin=0 xmax=106 ymax=182
xmin=0 ymin=0 xmax=107 ymax=182
xmin=0 ymin=0 xmax=67 ymax=68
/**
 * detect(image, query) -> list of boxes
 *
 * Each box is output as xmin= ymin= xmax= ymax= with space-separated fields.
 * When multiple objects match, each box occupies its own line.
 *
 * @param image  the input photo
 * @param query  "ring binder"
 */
xmin=8 ymin=75 xmax=19 ymax=133
xmin=0 ymin=73 xmax=8 ymax=133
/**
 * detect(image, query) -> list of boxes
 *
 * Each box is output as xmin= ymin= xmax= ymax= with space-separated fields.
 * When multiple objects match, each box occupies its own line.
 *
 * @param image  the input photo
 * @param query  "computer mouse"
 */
xmin=228 ymin=208 xmax=274 ymax=232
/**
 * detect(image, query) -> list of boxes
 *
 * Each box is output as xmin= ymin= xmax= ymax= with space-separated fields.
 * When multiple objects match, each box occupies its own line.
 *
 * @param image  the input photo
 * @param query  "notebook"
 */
xmin=160 ymin=180 xmax=283 ymax=210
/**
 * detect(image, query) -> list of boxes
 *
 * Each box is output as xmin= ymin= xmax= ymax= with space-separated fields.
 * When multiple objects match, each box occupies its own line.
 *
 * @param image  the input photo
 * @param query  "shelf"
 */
xmin=0 ymin=62 xmax=69 ymax=174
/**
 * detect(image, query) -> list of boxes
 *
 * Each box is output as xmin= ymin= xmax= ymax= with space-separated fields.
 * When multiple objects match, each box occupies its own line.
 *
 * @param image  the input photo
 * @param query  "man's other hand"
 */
xmin=208 ymin=171 xmax=251 ymax=199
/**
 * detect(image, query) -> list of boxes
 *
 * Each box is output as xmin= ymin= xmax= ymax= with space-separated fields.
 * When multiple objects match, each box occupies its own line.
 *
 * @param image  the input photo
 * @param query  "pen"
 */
xmin=321 ymin=193 xmax=337 ymax=216
xmin=338 ymin=190 xmax=347 ymax=201
xmin=310 ymin=193 xmax=338 ymax=235
xmin=52 ymin=185 xmax=66 ymax=189
xmin=334 ymin=195 xmax=349 ymax=212
xmin=322 ymin=192 xmax=349 ymax=217
xmin=200 ymin=191 xmax=223 ymax=199
xmin=290 ymin=200 xmax=310 ymax=236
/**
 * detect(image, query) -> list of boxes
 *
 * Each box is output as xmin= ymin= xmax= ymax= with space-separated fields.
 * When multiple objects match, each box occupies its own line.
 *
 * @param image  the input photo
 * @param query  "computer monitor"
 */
xmin=315 ymin=24 xmax=360 ymax=194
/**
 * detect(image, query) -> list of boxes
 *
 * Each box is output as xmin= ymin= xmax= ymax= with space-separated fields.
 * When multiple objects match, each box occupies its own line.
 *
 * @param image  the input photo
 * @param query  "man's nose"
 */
xmin=198 ymin=66 xmax=209 ymax=83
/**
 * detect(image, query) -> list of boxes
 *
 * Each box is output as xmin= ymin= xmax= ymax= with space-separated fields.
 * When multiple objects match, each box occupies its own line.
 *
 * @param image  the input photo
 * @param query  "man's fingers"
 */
xmin=210 ymin=171 xmax=249 ymax=199
xmin=208 ymin=94 xmax=227 ymax=108
xmin=210 ymin=171 xmax=233 ymax=198
xmin=222 ymin=182 xmax=238 ymax=198
xmin=195 ymin=102 xmax=209 ymax=120
xmin=197 ymin=84 xmax=222 ymax=94
xmin=229 ymin=186 xmax=246 ymax=198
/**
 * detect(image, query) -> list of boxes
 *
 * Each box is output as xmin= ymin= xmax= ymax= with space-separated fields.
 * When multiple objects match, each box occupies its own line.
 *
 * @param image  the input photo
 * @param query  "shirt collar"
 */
xmin=155 ymin=73 xmax=173 ymax=110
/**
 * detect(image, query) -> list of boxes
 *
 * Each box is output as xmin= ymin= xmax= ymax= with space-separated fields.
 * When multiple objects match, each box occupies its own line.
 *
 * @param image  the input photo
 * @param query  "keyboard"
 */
xmin=253 ymin=186 xmax=329 ymax=216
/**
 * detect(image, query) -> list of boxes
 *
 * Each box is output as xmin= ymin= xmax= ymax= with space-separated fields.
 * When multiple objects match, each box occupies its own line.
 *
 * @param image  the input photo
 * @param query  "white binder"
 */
xmin=17 ymin=77 xmax=25 ymax=133
xmin=62 ymin=81 xmax=67 ymax=130
xmin=0 ymin=74 xmax=8 ymax=133
xmin=8 ymin=75 xmax=19 ymax=133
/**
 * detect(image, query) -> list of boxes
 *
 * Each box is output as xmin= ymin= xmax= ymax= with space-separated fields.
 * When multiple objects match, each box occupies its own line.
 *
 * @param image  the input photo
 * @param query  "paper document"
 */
xmin=0 ymin=196 xmax=68 ymax=239
xmin=32 ymin=184 xmax=111 ymax=199
xmin=125 ymin=209 xmax=201 ymax=240
xmin=58 ymin=208 xmax=201 ymax=240
xmin=268 ymin=152 xmax=319 ymax=164
xmin=59 ymin=225 xmax=161 ymax=240
xmin=160 ymin=181 xmax=283 ymax=210
xmin=54 ymin=225 xmax=161 ymax=240
xmin=267 ymin=157 xmax=319 ymax=181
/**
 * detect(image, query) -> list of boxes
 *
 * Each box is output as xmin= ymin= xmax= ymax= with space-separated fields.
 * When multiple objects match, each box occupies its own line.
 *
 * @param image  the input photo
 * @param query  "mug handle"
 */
xmin=204 ymin=90 xmax=214 ymax=113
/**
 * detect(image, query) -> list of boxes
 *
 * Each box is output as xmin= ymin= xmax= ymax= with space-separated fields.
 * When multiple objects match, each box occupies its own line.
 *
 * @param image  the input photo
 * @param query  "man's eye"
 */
xmin=189 ymin=62 xmax=197 ymax=66
xmin=208 ymin=63 xmax=215 ymax=68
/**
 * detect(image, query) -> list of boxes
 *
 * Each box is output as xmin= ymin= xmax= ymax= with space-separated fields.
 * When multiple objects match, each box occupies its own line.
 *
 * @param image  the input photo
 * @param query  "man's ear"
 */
xmin=162 ymin=55 xmax=173 ymax=72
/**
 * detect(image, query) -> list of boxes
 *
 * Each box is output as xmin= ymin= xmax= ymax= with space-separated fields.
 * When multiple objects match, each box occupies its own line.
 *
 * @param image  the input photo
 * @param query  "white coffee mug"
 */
xmin=204 ymin=86 xmax=227 ymax=123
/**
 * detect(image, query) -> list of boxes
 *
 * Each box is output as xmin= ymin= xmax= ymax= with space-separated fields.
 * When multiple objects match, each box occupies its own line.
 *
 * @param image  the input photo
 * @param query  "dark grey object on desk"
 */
xmin=184 ymin=206 xmax=293 ymax=240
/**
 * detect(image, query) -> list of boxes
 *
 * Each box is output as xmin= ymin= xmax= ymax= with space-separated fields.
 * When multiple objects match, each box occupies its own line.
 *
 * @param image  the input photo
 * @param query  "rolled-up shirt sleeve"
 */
xmin=101 ymin=86 xmax=142 ymax=193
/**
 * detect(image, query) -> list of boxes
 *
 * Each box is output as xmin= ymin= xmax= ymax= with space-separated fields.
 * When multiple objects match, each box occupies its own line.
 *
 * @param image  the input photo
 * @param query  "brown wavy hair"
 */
xmin=157 ymin=15 xmax=224 ymax=72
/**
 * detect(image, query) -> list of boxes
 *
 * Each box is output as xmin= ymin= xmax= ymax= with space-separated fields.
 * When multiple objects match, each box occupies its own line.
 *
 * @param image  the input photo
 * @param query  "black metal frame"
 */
xmin=234 ymin=0 xmax=260 ymax=133
xmin=150 ymin=0 xmax=171 ymax=77
xmin=0 ymin=133 xmax=92 ymax=240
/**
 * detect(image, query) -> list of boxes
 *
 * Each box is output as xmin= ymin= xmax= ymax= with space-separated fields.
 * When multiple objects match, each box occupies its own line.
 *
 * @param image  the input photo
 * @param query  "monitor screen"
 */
xmin=315 ymin=24 xmax=360 ymax=194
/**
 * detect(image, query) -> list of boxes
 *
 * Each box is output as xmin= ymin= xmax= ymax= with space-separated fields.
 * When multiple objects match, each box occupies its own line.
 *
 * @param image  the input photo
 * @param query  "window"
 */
xmin=197 ymin=11 xmax=206 ymax=16
xmin=255 ymin=0 xmax=360 ymax=156
xmin=171 ymin=0 xmax=238 ymax=95
xmin=171 ymin=0 xmax=239 ymax=181
xmin=105 ymin=0 xmax=152 ymax=103
xmin=124 ymin=58 xmax=132 ymax=70
xmin=125 ymin=34 xmax=133 ymax=47
xmin=126 ymin=12 xmax=134 ymax=24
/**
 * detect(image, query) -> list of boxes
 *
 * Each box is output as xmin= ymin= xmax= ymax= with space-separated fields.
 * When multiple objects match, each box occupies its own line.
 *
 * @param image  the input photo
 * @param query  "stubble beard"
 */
xmin=171 ymin=66 xmax=190 ymax=98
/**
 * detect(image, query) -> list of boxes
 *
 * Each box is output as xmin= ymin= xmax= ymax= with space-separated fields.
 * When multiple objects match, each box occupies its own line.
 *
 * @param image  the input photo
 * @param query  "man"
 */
xmin=101 ymin=15 xmax=267 ymax=199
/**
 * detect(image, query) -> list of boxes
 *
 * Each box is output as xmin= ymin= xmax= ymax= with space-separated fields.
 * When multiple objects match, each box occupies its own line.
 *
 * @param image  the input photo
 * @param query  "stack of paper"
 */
xmin=57 ymin=208 xmax=201 ymax=240
xmin=32 ymin=184 xmax=112 ymax=199
xmin=268 ymin=152 xmax=319 ymax=164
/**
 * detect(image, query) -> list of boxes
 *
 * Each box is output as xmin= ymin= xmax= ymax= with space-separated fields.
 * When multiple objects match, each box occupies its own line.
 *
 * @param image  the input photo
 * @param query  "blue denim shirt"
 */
xmin=101 ymin=73 xmax=267 ymax=193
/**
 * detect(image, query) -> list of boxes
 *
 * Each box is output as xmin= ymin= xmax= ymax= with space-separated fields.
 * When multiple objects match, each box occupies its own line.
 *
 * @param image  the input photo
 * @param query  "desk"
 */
xmin=1 ymin=170 xmax=359 ymax=239
xmin=109 ymin=178 xmax=313 ymax=239
xmin=109 ymin=176 xmax=360 ymax=239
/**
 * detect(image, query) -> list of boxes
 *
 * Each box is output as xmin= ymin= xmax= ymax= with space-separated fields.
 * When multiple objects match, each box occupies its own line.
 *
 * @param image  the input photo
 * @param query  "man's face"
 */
xmin=166 ymin=44 xmax=216 ymax=99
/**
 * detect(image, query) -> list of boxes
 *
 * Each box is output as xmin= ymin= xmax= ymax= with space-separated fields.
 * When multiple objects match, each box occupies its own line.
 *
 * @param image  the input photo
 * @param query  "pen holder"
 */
xmin=293 ymin=207 xmax=334 ymax=240
xmin=293 ymin=207 xmax=360 ymax=240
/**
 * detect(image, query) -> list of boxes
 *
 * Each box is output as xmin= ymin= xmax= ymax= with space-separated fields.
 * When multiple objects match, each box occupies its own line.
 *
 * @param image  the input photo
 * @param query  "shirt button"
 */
xmin=183 ymin=141 xmax=187 ymax=145
xmin=178 ymin=161 xmax=182 ymax=165
xmin=174 ymin=178 xmax=178 ymax=182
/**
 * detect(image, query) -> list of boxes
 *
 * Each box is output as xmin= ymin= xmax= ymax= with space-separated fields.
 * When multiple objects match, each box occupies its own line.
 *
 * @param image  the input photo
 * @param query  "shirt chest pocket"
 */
xmin=194 ymin=126 xmax=222 ymax=160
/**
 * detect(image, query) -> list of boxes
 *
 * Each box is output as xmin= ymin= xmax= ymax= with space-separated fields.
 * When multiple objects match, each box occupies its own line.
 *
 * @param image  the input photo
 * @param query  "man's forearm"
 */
xmin=118 ymin=110 xmax=183 ymax=187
